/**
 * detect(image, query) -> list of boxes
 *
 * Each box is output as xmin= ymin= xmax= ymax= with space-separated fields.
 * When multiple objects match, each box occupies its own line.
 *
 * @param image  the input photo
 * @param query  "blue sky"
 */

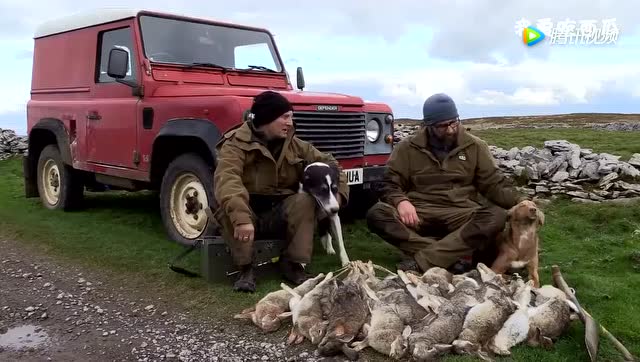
xmin=1 ymin=0 xmax=639 ymax=135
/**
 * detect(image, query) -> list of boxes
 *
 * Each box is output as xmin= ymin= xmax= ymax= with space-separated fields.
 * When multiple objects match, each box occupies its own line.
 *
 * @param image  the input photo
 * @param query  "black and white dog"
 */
xmin=299 ymin=162 xmax=350 ymax=266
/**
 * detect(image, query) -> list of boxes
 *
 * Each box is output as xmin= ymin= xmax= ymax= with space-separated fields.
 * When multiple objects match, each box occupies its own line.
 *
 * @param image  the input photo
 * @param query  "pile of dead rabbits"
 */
xmin=234 ymin=261 xmax=580 ymax=361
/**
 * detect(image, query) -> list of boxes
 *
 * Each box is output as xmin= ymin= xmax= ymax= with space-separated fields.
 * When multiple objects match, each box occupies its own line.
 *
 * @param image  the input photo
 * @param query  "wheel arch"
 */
xmin=24 ymin=118 xmax=75 ymax=198
xmin=149 ymin=119 xmax=222 ymax=190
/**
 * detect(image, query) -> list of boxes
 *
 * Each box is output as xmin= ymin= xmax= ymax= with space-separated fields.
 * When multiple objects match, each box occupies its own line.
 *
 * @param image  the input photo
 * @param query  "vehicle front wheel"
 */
xmin=160 ymin=153 xmax=217 ymax=246
xmin=36 ymin=144 xmax=83 ymax=210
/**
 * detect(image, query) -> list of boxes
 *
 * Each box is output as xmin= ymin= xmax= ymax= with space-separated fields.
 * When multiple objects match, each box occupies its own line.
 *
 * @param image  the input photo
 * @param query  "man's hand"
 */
xmin=397 ymin=200 xmax=420 ymax=228
xmin=234 ymin=223 xmax=255 ymax=242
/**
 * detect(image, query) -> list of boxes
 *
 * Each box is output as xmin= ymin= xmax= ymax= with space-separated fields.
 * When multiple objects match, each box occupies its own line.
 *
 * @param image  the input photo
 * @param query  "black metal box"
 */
xmin=200 ymin=236 xmax=285 ymax=283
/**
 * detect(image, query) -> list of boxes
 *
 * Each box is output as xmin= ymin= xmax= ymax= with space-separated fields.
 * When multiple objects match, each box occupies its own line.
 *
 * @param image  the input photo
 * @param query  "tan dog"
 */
xmin=491 ymin=200 xmax=545 ymax=287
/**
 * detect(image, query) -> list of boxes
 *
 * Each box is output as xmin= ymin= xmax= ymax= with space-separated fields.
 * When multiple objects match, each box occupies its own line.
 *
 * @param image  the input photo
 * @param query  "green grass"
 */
xmin=473 ymin=128 xmax=640 ymax=160
xmin=1 ymin=126 xmax=640 ymax=361
xmin=0 ymin=157 xmax=404 ymax=316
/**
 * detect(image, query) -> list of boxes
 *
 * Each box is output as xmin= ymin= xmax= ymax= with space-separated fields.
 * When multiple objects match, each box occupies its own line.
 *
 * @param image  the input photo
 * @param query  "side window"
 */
xmin=96 ymin=27 xmax=137 ymax=83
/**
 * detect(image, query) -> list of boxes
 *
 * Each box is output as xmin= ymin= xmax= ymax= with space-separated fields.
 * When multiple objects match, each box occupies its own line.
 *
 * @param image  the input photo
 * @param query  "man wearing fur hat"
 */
xmin=212 ymin=90 xmax=349 ymax=293
xmin=366 ymin=93 xmax=526 ymax=274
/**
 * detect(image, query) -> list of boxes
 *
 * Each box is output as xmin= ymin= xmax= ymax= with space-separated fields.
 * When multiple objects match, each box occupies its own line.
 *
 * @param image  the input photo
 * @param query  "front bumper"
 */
xmin=343 ymin=165 xmax=387 ymax=189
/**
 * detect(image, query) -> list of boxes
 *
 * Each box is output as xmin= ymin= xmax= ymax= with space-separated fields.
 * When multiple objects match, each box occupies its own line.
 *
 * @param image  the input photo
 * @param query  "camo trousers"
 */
xmin=214 ymin=193 xmax=317 ymax=267
xmin=366 ymin=201 xmax=507 ymax=271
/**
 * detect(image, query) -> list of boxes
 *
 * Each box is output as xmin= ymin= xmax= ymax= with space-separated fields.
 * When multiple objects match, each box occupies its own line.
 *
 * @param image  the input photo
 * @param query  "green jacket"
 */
xmin=379 ymin=126 xmax=523 ymax=210
xmin=213 ymin=122 xmax=350 ymax=227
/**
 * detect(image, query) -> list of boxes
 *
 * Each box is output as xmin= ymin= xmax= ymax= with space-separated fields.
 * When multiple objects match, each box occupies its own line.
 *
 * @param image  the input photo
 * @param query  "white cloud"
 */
xmin=1 ymin=0 xmax=638 ymax=61
xmin=378 ymin=70 xmax=468 ymax=107
xmin=0 ymin=99 xmax=27 ymax=115
xmin=0 ymin=0 xmax=638 ymax=121
xmin=303 ymin=59 xmax=640 ymax=109
xmin=468 ymin=89 xmax=560 ymax=106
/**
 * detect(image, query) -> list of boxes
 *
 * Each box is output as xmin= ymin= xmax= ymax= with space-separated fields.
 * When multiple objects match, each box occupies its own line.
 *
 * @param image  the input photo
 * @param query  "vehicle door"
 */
xmin=86 ymin=26 xmax=141 ymax=169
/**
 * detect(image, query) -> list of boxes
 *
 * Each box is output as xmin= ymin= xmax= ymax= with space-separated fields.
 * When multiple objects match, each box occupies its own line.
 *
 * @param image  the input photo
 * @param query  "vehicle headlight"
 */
xmin=366 ymin=119 xmax=381 ymax=142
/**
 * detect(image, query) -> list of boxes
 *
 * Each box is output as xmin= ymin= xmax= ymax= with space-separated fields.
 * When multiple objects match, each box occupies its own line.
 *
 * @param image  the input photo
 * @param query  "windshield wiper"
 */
xmin=243 ymin=65 xmax=278 ymax=73
xmin=185 ymin=62 xmax=228 ymax=71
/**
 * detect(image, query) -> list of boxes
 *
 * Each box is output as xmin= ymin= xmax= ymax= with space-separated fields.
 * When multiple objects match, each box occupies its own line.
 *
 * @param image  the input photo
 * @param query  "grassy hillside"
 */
xmin=1 ymin=123 xmax=639 ymax=360
xmin=395 ymin=112 xmax=640 ymax=126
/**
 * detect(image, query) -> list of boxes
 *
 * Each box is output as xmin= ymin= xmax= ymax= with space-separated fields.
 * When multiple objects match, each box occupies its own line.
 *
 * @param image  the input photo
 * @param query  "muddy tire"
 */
xmin=36 ymin=144 xmax=84 ymax=210
xmin=160 ymin=153 xmax=217 ymax=247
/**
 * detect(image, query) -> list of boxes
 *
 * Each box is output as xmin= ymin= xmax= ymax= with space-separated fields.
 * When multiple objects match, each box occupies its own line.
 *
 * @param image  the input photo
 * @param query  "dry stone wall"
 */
xmin=393 ymin=123 xmax=640 ymax=203
xmin=0 ymin=128 xmax=28 ymax=161
xmin=592 ymin=122 xmax=640 ymax=131
xmin=395 ymin=121 xmax=640 ymax=132
xmin=2 ymin=125 xmax=638 ymax=203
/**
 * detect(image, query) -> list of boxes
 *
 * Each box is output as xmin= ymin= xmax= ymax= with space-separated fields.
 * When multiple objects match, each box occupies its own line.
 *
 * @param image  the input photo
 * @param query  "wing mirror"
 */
xmin=296 ymin=66 xmax=305 ymax=91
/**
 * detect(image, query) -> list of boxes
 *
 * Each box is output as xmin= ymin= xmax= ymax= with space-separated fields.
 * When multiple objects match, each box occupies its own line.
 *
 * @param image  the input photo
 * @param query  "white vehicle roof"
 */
xmin=34 ymin=8 xmax=140 ymax=38
xmin=33 ymin=8 xmax=268 ymax=39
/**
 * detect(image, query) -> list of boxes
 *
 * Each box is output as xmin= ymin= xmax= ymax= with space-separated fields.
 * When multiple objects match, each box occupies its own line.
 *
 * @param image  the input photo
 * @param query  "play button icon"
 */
xmin=522 ymin=26 xmax=545 ymax=46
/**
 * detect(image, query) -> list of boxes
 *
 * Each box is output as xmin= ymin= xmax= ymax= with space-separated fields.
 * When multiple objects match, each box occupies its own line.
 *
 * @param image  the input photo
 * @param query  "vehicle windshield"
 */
xmin=138 ymin=15 xmax=283 ymax=72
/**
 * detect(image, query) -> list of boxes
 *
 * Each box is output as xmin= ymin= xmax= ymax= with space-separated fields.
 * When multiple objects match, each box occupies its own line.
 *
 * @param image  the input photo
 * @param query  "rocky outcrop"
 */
xmin=0 ymin=128 xmax=28 ymax=161
xmin=394 ymin=123 xmax=422 ymax=143
xmin=392 ymin=123 xmax=640 ymax=203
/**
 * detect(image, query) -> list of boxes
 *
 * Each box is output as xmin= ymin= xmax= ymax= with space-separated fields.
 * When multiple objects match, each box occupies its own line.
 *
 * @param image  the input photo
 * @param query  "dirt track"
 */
xmin=0 ymin=238 xmax=350 ymax=362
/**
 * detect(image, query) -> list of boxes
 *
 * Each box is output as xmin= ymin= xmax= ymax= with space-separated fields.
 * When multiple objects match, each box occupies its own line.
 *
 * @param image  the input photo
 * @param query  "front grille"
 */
xmin=293 ymin=111 xmax=365 ymax=159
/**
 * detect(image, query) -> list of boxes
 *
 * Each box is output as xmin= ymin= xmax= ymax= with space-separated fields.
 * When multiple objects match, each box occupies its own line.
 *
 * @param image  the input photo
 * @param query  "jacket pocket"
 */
xmin=281 ymin=157 xmax=305 ymax=188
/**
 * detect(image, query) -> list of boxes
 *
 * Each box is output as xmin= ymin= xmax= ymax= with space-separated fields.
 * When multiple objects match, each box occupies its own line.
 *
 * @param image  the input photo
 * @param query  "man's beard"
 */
xmin=434 ymin=132 xmax=457 ymax=148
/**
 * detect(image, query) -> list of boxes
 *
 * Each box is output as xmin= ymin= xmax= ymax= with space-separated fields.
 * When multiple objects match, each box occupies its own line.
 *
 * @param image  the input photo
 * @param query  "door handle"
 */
xmin=87 ymin=111 xmax=101 ymax=120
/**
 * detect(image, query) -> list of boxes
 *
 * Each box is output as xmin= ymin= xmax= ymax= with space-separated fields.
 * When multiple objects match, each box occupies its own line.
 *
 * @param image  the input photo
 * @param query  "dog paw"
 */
xmin=320 ymin=235 xmax=336 ymax=254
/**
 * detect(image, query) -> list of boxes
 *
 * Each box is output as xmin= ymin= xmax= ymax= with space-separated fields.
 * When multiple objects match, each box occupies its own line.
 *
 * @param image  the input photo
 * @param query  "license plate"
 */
xmin=343 ymin=168 xmax=363 ymax=185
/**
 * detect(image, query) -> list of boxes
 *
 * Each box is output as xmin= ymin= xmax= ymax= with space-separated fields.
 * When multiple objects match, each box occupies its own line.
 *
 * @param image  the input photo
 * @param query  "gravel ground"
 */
xmin=0 ymin=238 xmax=354 ymax=362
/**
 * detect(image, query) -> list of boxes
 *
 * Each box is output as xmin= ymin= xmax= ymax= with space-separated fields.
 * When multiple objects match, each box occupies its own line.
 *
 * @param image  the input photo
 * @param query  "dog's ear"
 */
xmin=536 ymin=209 xmax=545 ymax=226
xmin=328 ymin=163 xmax=341 ymax=180
xmin=506 ymin=205 xmax=516 ymax=222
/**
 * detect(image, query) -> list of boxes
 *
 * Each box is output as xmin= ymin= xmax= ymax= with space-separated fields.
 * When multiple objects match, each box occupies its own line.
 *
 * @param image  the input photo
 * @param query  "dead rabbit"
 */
xmin=350 ymin=286 xmax=414 ymax=360
xmin=234 ymin=273 xmax=326 ymax=332
xmin=280 ymin=272 xmax=336 ymax=345
xmin=488 ymin=278 xmax=534 ymax=356
xmin=409 ymin=277 xmax=481 ymax=361
xmin=317 ymin=278 xmax=369 ymax=360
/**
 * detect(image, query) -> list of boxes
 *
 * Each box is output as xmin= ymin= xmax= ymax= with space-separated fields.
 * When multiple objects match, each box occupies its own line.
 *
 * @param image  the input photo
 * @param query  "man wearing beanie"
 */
xmin=212 ymin=90 xmax=349 ymax=293
xmin=366 ymin=93 xmax=526 ymax=274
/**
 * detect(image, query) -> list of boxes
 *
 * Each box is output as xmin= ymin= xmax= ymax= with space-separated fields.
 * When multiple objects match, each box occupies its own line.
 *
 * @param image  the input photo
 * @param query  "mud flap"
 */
xmin=23 ymin=155 xmax=38 ymax=198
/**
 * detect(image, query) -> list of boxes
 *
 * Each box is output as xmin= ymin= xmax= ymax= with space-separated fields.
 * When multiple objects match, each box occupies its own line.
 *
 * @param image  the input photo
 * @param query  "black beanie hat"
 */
xmin=249 ymin=91 xmax=293 ymax=128
xmin=422 ymin=93 xmax=459 ymax=125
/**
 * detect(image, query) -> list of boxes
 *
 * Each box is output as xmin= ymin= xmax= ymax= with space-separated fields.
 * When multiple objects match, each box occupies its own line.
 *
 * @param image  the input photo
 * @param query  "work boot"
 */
xmin=396 ymin=253 xmax=423 ymax=274
xmin=396 ymin=259 xmax=422 ymax=274
xmin=448 ymin=257 xmax=473 ymax=275
xmin=279 ymin=258 xmax=310 ymax=285
xmin=233 ymin=264 xmax=256 ymax=293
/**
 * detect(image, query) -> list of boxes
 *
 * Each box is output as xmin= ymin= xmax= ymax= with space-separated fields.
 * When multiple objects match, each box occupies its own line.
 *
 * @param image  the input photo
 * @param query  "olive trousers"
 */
xmin=214 ymin=193 xmax=317 ymax=267
xmin=366 ymin=200 xmax=507 ymax=271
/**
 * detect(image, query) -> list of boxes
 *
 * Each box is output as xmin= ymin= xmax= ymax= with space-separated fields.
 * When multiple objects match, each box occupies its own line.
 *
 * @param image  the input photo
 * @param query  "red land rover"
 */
xmin=24 ymin=9 xmax=395 ymax=246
